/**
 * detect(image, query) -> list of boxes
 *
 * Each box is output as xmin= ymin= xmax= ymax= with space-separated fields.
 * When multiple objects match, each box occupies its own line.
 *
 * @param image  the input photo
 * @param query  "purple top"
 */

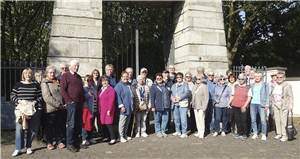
xmin=60 ymin=72 xmax=84 ymax=103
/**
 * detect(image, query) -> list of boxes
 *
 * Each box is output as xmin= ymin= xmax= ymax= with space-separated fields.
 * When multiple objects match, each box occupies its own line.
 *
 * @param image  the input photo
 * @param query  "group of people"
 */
xmin=10 ymin=60 xmax=294 ymax=157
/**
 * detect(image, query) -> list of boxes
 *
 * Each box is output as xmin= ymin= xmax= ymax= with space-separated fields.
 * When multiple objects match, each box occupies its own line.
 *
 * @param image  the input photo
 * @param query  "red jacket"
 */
xmin=82 ymin=106 xmax=92 ymax=131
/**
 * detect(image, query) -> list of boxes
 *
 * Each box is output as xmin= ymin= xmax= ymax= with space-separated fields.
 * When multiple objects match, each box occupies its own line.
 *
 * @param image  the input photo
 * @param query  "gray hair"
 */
xmin=69 ymin=59 xmax=79 ymax=66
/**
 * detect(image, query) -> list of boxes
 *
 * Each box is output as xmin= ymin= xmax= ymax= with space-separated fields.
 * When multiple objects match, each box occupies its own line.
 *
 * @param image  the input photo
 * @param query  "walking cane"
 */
xmin=130 ymin=109 xmax=136 ymax=137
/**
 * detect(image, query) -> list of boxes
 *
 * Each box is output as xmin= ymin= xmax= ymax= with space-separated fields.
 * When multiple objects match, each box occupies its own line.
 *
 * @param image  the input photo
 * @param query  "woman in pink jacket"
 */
xmin=98 ymin=76 xmax=116 ymax=145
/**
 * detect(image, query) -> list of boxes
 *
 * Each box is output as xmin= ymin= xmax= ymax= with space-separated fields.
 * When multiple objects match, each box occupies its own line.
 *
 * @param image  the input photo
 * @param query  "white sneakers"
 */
xmin=120 ymin=137 xmax=127 ymax=143
xmin=141 ymin=133 xmax=149 ymax=138
xmin=280 ymin=137 xmax=288 ymax=142
xmin=180 ymin=134 xmax=188 ymax=138
xmin=172 ymin=132 xmax=181 ymax=136
xmin=26 ymin=148 xmax=33 ymax=155
xmin=261 ymin=135 xmax=267 ymax=141
xmin=221 ymin=132 xmax=226 ymax=137
xmin=212 ymin=132 xmax=218 ymax=137
xmin=135 ymin=133 xmax=140 ymax=138
xmin=252 ymin=134 xmax=258 ymax=139
xmin=274 ymin=134 xmax=282 ymax=140
xmin=12 ymin=148 xmax=33 ymax=157
xmin=252 ymin=134 xmax=267 ymax=141
xmin=11 ymin=150 xmax=20 ymax=157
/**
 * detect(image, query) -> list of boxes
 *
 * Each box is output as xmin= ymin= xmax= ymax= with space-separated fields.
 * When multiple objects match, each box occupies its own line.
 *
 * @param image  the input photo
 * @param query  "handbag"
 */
xmin=286 ymin=111 xmax=297 ymax=141
xmin=138 ymin=101 xmax=148 ymax=111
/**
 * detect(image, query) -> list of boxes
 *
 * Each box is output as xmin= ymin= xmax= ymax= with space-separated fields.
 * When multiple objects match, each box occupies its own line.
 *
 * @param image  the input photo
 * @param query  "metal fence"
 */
xmin=232 ymin=65 xmax=268 ymax=82
xmin=1 ymin=59 xmax=46 ymax=101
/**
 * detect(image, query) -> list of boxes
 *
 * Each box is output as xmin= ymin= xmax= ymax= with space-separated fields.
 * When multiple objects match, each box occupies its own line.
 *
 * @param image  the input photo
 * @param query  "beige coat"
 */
xmin=191 ymin=83 xmax=209 ymax=111
xmin=41 ymin=79 xmax=64 ymax=113
xmin=271 ymin=81 xmax=293 ymax=110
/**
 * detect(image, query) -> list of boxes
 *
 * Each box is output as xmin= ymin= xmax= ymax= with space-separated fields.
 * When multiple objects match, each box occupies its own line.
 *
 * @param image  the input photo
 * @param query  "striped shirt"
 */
xmin=10 ymin=82 xmax=43 ymax=109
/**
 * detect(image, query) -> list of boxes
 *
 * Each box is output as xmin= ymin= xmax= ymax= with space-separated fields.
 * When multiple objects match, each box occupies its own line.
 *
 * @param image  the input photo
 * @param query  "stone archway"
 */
xmin=48 ymin=0 xmax=228 ymax=75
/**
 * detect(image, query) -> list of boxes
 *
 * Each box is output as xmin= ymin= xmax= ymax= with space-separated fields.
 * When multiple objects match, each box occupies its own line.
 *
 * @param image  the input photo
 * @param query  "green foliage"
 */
xmin=1 ymin=1 xmax=54 ymax=62
xmin=223 ymin=1 xmax=300 ymax=76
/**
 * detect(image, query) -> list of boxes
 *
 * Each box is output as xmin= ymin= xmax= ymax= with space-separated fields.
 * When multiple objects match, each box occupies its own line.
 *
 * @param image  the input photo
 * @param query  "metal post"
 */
xmin=135 ymin=28 xmax=139 ymax=77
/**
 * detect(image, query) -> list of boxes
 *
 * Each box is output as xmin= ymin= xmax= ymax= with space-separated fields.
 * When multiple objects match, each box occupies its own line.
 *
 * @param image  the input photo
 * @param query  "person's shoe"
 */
xmin=162 ymin=132 xmax=168 ymax=137
xmin=212 ymin=132 xmax=218 ymax=137
xmin=141 ymin=133 xmax=148 ymax=138
xmin=280 ymin=137 xmax=288 ymax=142
xmin=274 ymin=134 xmax=282 ymax=140
xmin=125 ymin=136 xmax=132 ymax=141
xmin=108 ymin=139 xmax=116 ymax=145
xmin=172 ymin=132 xmax=181 ymax=136
xmin=120 ymin=137 xmax=127 ymax=143
xmin=221 ymin=132 xmax=226 ymax=137
xmin=156 ymin=133 xmax=163 ymax=138
xmin=135 ymin=133 xmax=140 ymax=138
xmin=47 ymin=144 xmax=55 ymax=150
xmin=67 ymin=145 xmax=79 ymax=153
xmin=261 ymin=135 xmax=267 ymax=141
xmin=251 ymin=134 xmax=258 ymax=140
xmin=89 ymin=138 xmax=97 ymax=144
xmin=57 ymin=143 xmax=66 ymax=149
xmin=82 ymin=140 xmax=90 ymax=146
xmin=180 ymin=134 xmax=188 ymax=138
xmin=11 ymin=150 xmax=20 ymax=157
xmin=194 ymin=133 xmax=200 ymax=137
xmin=199 ymin=135 xmax=204 ymax=139
xmin=102 ymin=137 xmax=110 ymax=142
xmin=240 ymin=135 xmax=247 ymax=140
xmin=26 ymin=148 xmax=33 ymax=155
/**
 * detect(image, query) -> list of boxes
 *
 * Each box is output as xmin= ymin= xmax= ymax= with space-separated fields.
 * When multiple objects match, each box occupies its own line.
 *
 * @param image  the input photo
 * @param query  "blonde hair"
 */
xmin=21 ymin=68 xmax=33 ymax=81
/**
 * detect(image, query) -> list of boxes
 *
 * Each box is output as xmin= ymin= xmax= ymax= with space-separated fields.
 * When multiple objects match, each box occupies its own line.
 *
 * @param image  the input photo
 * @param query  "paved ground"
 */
xmin=1 ymin=127 xmax=300 ymax=159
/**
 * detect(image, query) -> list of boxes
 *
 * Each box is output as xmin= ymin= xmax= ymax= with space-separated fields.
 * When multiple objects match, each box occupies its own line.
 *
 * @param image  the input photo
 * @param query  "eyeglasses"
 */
xmin=196 ymin=78 xmax=202 ymax=80
xmin=185 ymin=76 xmax=191 ymax=78
xmin=238 ymin=78 xmax=245 ymax=80
xmin=176 ymin=76 xmax=183 ymax=79
xmin=277 ymin=76 xmax=284 ymax=79
xmin=208 ymin=74 xmax=214 ymax=76
xmin=156 ymin=78 xmax=162 ymax=80
xmin=220 ymin=78 xmax=226 ymax=81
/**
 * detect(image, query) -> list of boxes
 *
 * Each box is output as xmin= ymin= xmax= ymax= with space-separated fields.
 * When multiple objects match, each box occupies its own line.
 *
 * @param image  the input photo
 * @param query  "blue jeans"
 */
xmin=250 ymin=104 xmax=267 ymax=135
xmin=214 ymin=107 xmax=229 ymax=132
xmin=154 ymin=110 xmax=169 ymax=134
xmin=173 ymin=106 xmax=188 ymax=134
xmin=66 ymin=102 xmax=83 ymax=146
xmin=15 ymin=119 xmax=35 ymax=150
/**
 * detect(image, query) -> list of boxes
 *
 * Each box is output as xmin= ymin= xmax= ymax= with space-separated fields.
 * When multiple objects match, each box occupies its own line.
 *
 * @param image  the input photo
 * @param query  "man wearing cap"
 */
xmin=140 ymin=67 xmax=153 ymax=87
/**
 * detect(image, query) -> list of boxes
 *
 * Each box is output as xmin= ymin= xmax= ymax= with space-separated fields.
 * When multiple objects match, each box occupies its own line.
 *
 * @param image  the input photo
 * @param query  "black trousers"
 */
xmin=233 ymin=107 xmax=248 ymax=136
xmin=102 ymin=124 xmax=115 ymax=140
xmin=45 ymin=110 xmax=66 ymax=144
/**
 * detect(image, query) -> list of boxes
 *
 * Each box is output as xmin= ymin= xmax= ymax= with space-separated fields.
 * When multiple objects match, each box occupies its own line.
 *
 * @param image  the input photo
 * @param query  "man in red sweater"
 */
xmin=229 ymin=73 xmax=252 ymax=140
xmin=60 ymin=60 xmax=84 ymax=152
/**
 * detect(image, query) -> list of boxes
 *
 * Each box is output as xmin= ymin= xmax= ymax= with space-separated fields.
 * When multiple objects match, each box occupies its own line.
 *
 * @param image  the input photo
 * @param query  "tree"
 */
xmin=223 ymin=1 xmax=300 ymax=76
xmin=1 ymin=1 xmax=54 ymax=63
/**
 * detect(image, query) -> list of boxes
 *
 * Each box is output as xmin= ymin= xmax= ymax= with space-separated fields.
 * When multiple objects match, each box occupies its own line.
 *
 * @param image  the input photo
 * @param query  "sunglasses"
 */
xmin=208 ymin=74 xmax=214 ymax=76
xmin=196 ymin=78 xmax=202 ymax=80
xmin=61 ymin=67 xmax=68 ymax=70
xmin=156 ymin=77 xmax=162 ymax=80
xmin=220 ymin=78 xmax=226 ymax=81
xmin=238 ymin=78 xmax=245 ymax=80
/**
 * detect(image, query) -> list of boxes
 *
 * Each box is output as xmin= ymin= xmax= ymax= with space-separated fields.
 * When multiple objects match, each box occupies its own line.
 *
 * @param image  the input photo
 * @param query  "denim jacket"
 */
xmin=171 ymin=82 xmax=191 ymax=108
xmin=250 ymin=82 xmax=269 ymax=107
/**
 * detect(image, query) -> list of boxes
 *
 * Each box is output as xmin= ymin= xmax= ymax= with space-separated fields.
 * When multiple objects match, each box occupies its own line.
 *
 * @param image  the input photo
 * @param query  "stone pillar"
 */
xmin=48 ymin=0 xmax=102 ymax=75
xmin=173 ymin=0 xmax=228 ymax=75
